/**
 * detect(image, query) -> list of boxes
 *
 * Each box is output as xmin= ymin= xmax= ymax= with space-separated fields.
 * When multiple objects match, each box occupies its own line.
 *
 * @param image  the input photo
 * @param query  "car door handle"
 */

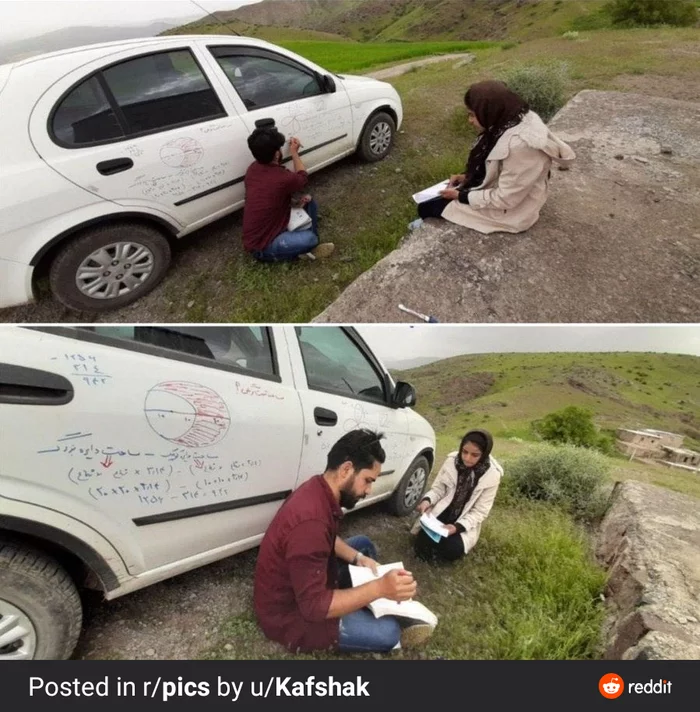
xmin=314 ymin=407 xmax=337 ymax=426
xmin=0 ymin=364 xmax=74 ymax=405
xmin=96 ymin=158 xmax=134 ymax=176
xmin=255 ymin=118 xmax=276 ymax=129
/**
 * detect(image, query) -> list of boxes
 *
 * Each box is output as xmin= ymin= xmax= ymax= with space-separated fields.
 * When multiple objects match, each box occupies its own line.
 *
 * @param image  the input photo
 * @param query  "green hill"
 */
xmin=393 ymin=351 xmax=700 ymax=451
xmin=166 ymin=0 xmax=610 ymax=42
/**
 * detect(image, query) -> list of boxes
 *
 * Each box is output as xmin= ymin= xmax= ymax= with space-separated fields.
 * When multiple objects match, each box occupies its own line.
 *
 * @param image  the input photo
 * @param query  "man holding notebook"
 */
xmin=253 ymin=429 xmax=435 ymax=653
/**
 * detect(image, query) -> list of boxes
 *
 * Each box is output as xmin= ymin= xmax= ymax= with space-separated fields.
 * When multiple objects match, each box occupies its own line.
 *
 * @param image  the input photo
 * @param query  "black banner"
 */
xmin=1 ymin=660 xmax=697 ymax=710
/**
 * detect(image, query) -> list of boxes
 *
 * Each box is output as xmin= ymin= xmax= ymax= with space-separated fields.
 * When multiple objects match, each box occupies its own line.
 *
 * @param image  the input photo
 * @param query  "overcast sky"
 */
xmin=356 ymin=325 xmax=700 ymax=368
xmin=0 ymin=0 xmax=258 ymax=41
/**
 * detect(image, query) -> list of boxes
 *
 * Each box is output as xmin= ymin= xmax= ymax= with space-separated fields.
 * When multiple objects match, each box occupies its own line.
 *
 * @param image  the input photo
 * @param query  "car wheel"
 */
xmin=388 ymin=455 xmax=430 ymax=517
xmin=0 ymin=540 xmax=82 ymax=660
xmin=357 ymin=111 xmax=396 ymax=162
xmin=49 ymin=222 xmax=172 ymax=312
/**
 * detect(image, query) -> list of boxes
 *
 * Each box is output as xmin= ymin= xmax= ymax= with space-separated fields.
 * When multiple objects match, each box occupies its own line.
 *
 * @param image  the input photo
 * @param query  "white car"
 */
xmin=0 ymin=35 xmax=403 ymax=312
xmin=0 ymin=324 xmax=435 ymax=659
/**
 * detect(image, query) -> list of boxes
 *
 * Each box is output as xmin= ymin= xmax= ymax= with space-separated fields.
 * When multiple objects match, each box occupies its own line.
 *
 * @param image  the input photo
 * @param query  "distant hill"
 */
xmin=0 ymin=18 xmax=197 ymax=64
xmin=393 ymin=352 xmax=700 ymax=449
xmin=168 ymin=0 xmax=609 ymax=42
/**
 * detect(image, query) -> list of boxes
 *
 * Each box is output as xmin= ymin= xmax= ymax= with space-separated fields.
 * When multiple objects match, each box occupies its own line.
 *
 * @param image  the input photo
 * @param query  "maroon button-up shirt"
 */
xmin=253 ymin=475 xmax=343 ymax=652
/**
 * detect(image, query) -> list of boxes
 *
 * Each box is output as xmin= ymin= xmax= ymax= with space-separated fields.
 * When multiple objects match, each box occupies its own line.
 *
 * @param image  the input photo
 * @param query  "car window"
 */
xmin=75 ymin=326 xmax=276 ymax=377
xmin=52 ymin=75 xmax=125 ymax=145
xmin=102 ymin=50 xmax=225 ymax=134
xmin=212 ymin=51 xmax=322 ymax=110
xmin=296 ymin=327 xmax=386 ymax=403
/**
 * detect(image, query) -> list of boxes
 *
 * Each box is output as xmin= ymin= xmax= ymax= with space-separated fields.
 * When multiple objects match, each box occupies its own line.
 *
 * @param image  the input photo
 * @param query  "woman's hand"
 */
xmin=416 ymin=499 xmax=432 ymax=515
xmin=439 ymin=187 xmax=459 ymax=201
xmin=450 ymin=173 xmax=466 ymax=187
xmin=445 ymin=524 xmax=458 ymax=536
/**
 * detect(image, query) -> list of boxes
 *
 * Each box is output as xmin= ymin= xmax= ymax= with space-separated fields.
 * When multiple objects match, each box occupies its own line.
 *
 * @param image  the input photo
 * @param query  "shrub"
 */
xmin=500 ymin=61 xmax=569 ymax=121
xmin=606 ymin=0 xmax=698 ymax=27
xmin=507 ymin=443 xmax=611 ymax=522
xmin=534 ymin=405 xmax=599 ymax=448
xmin=562 ymin=30 xmax=580 ymax=39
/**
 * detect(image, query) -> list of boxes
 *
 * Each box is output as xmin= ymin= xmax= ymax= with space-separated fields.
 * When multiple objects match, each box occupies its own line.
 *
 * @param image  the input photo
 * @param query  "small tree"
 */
xmin=500 ymin=61 xmax=569 ymax=121
xmin=534 ymin=406 xmax=600 ymax=448
xmin=607 ymin=0 xmax=698 ymax=27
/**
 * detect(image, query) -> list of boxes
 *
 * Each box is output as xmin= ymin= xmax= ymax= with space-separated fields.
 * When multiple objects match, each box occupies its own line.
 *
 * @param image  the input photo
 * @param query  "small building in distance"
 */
xmin=616 ymin=428 xmax=699 ymax=471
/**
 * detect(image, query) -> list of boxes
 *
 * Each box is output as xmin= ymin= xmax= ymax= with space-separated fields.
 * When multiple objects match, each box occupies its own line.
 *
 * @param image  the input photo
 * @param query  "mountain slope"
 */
xmin=392 ymin=352 xmax=700 ymax=449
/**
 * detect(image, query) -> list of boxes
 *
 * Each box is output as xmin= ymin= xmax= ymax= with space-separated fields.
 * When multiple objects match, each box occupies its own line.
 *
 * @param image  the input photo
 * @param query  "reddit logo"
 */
xmin=599 ymin=673 xmax=624 ymax=699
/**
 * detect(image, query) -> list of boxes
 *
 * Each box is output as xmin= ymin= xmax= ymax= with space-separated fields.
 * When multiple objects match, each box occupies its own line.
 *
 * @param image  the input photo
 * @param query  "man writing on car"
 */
xmin=253 ymin=429 xmax=434 ymax=653
xmin=242 ymin=126 xmax=334 ymax=263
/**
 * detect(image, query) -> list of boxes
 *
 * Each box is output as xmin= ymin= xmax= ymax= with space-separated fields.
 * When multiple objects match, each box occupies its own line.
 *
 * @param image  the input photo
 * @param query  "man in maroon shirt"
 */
xmin=253 ymin=429 xmax=434 ymax=654
xmin=243 ymin=127 xmax=335 ymax=262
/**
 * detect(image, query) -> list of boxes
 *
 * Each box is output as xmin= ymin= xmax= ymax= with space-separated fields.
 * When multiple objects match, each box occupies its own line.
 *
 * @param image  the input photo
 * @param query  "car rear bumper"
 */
xmin=0 ymin=258 xmax=34 ymax=309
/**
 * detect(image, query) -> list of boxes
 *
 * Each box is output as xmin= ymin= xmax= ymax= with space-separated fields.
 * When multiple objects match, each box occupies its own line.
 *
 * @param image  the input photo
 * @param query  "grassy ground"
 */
xmin=172 ymin=26 xmax=700 ymax=323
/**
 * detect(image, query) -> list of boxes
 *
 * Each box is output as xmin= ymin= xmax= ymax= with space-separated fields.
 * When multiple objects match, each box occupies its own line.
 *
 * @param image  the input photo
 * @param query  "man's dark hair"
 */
xmin=247 ymin=127 xmax=286 ymax=163
xmin=326 ymin=429 xmax=386 ymax=473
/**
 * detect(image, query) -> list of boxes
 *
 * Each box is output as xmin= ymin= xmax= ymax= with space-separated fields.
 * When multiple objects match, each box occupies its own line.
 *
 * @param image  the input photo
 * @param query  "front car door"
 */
xmin=199 ymin=43 xmax=354 ymax=172
xmin=288 ymin=326 xmax=410 ymax=503
xmin=30 ymin=42 xmax=252 ymax=231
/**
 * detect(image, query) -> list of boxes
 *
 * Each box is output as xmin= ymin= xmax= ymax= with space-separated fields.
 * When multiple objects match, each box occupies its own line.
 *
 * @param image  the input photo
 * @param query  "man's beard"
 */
xmin=340 ymin=486 xmax=361 ymax=510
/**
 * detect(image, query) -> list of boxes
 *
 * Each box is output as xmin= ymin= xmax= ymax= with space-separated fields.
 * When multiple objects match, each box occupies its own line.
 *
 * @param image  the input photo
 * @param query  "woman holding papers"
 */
xmin=411 ymin=429 xmax=503 ymax=562
xmin=415 ymin=80 xmax=574 ymax=233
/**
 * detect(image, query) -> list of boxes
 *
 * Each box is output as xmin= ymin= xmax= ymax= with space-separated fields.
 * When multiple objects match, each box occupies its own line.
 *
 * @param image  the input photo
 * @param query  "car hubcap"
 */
xmin=0 ymin=600 xmax=37 ymax=660
xmin=76 ymin=241 xmax=155 ymax=300
xmin=404 ymin=466 xmax=427 ymax=509
xmin=369 ymin=122 xmax=392 ymax=155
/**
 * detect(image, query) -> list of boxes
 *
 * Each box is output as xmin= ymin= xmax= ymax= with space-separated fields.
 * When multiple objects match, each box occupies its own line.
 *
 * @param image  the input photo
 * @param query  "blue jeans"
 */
xmin=337 ymin=535 xmax=401 ymax=653
xmin=252 ymin=200 xmax=319 ymax=263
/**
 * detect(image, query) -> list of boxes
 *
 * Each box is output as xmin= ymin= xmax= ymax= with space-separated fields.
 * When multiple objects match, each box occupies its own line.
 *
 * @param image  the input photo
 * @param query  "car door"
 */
xmin=200 ymin=43 xmax=354 ymax=172
xmin=29 ymin=43 xmax=252 ymax=230
xmin=288 ymin=326 xmax=410 ymax=501
xmin=1 ymin=325 xmax=304 ymax=574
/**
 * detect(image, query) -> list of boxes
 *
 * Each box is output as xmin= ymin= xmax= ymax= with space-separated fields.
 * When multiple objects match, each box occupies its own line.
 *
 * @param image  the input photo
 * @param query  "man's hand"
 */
xmin=415 ymin=499 xmax=432 ymax=515
xmin=378 ymin=569 xmax=416 ymax=602
xmin=439 ymin=187 xmax=459 ymax=201
xmin=357 ymin=556 xmax=380 ymax=575
xmin=450 ymin=173 xmax=466 ymax=187
xmin=289 ymin=137 xmax=302 ymax=155
xmin=300 ymin=193 xmax=312 ymax=206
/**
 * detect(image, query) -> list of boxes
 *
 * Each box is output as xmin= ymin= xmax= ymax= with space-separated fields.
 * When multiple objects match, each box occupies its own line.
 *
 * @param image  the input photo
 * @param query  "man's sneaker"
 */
xmin=311 ymin=242 xmax=335 ymax=259
xmin=399 ymin=622 xmax=433 ymax=649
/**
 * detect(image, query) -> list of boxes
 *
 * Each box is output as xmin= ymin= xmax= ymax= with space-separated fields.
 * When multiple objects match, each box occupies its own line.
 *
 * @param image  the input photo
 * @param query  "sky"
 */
xmin=0 ymin=0 xmax=259 ymax=41
xmin=356 ymin=325 xmax=700 ymax=368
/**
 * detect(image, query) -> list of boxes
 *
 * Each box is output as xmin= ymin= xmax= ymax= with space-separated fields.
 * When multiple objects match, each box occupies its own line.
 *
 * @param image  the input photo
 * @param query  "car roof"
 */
xmin=1 ymin=34 xmax=273 ymax=70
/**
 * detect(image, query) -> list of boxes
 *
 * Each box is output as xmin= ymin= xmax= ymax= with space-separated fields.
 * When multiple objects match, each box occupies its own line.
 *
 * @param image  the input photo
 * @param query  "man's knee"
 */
xmin=347 ymin=535 xmax=377 ymax=559
xmin=373 ymin=616 xmax=401 ymax=650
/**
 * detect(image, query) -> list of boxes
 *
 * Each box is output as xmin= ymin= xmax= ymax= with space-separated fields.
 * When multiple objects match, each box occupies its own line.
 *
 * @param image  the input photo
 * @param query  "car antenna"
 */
xmin=188 ymin=0 xmax=241 ymax=36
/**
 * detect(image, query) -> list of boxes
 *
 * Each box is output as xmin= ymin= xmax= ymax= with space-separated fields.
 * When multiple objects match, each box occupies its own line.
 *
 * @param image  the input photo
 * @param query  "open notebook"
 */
xmin=420 ymin=513 xmax=451 ymax=543
xmin=411 ymin=179 xmax=450 ymax=204
xmin=348 ymin=561 xmax=438 ymax=627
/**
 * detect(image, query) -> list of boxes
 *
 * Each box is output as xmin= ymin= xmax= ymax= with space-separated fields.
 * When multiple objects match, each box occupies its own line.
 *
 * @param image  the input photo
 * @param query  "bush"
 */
xmin=534 ymin=406 xmax=601 ymax=448
xmin=606 ymin=0 xmax=698 ymax=26
xmin=562 ymin=30 xmax=580 ymax=39
xmin=507 ymin=443 xmax=611 ymax=522
xmin=500 ymin=61 xmax=569 ymax=121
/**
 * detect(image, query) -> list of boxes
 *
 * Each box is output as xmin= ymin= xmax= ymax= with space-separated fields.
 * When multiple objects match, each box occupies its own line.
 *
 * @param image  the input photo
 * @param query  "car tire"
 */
xmin=387 ymin=455 xmax=430 ymax=517
xmin=356 ymin=111 xmax=396 ymax=162
xmin=49 ymin=222 xmax=172 ymax=312
xmin=0 ymin=540 xmax=82 ymax=660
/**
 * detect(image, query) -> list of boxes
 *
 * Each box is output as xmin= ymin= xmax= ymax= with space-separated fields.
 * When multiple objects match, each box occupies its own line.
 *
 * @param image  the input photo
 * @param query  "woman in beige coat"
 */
xmin=412 ymin=429 xmax=502 ymax=562
xmin=415 ymin=80 xmax=575 ymax=234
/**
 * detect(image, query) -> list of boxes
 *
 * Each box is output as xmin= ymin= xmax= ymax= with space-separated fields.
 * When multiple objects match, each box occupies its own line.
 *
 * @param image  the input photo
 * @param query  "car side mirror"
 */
xmin=393 ymin=381 xmax=416 ymax=408
xmin=322 ymin=74 xmax=336 ymax=93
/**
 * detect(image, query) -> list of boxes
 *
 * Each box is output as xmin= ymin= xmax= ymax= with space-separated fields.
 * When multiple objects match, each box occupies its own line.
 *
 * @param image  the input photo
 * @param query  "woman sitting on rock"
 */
xmin=411 ymin=429 xmax=502 ymax=562
xmin=413 ymin=80 xmax=575 ymax=234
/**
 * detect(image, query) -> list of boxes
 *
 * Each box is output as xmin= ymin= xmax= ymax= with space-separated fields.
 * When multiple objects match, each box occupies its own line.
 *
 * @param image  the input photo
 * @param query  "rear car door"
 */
xmin=29 ymin=43 xmax=252 ymax=230
xmin=289 ymin=326 xmax=409 ymax=500
xmin=0 ymin=326 xmax=303 ymax=574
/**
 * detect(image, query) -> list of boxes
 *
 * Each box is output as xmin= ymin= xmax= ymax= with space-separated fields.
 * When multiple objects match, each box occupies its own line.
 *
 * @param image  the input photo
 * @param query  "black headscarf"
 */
xmin=438 ymin=429 xmax=494 ymax=526
xmin=463 ymin=81 xmax=529 ymax=189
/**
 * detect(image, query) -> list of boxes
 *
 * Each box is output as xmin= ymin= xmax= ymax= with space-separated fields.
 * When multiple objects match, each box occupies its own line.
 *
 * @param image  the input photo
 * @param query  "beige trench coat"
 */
xmin=441 ymin=110 xmax=575 ymax=234
xmin=411 ymin=452 xmax=503 ymax=554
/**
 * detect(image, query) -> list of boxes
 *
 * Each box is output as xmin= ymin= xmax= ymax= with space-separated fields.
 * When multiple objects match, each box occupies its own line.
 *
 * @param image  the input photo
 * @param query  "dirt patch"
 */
xmin=438 ymin=372 xmax=495 ymax=406
xmin=611 ymin=74 xmax=700 ymax=104
xmin=367 ymin=53 xmax=474 ymax=79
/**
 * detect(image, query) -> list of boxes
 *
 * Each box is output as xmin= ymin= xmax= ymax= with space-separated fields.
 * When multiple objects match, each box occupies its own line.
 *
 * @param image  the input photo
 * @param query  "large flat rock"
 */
xmin=314 ymin=91 xmax=700 ymax=323
xmin=596 ymin=480 xmax=700 ymax=660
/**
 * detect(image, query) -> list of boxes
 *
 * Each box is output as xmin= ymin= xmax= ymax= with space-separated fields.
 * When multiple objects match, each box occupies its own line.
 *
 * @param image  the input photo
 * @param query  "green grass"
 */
xmin=171 ymin=26 xmax=700 ymax=323
xmin=199 ymin=498 xmax=606 ymax=661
